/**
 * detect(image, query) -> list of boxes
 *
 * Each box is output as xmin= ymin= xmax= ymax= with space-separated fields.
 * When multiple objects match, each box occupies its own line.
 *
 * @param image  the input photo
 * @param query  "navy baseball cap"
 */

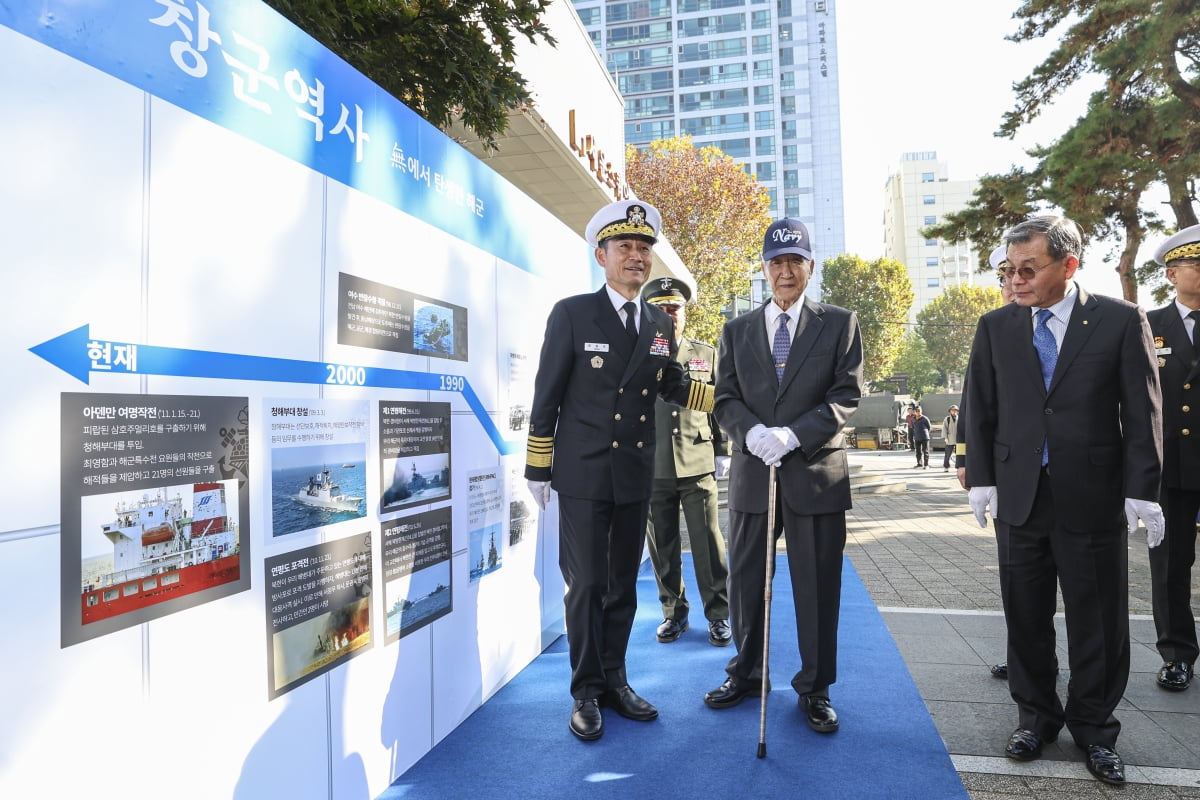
xmin=762 ymin=218 xmax=813 ymax=261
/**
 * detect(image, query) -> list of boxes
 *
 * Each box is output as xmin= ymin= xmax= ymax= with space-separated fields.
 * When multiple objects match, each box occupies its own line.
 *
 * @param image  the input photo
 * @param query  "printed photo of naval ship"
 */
xmin=294 ymin=467 xmax=364 ymax=513
xmin=385 ymin=560 xmax=451 ymax=639
xmin=80 ymin=481 xmax=240 ymax=625
xmin=381 ymin=452 xmax=450 ymax=512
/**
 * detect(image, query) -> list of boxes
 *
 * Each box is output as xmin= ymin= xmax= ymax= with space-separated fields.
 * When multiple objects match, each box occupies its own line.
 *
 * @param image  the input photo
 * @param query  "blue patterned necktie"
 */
xmin=1033 ymin=308 xmax=1057 ymax=466
xmin=772 ymin=313 xmax=791 ymax=382
xmin=623 ymin=301 xmax=638 ymax=342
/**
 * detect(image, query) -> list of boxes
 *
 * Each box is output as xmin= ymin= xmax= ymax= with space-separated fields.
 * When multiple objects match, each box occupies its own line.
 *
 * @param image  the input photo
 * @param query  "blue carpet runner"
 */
xmin=380 ymin=556 xmax=967 ymax=799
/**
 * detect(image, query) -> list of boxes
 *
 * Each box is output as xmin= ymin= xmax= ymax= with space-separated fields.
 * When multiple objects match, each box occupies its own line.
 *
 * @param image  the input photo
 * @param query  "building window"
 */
xmin=754 ymin=85 xmax=774 ymax=105
xmin=781 ymin=119 xmax=797 ymax=140
xmin=780 ymin=71 xmax=794 ymax=89
xmin=756 ymin=161 xmax=775 ymax=181
xmin=783 ymin=169 xmax=799 ymax=189
xmin=752 ymin=35 xmax=772 ymax=55
xmin=678 ymin=63 xmax=748 ymax=87
xmin=924 ymin=215 xmax=936 ymax=225
xmin=785 ymin=196 xmax=800 ymax=216
xmin=925 ymin=237 xmax=937 ymax=246
xmin=782 ymin=144 xmax=798 ymax=165
xmin=922 ymin=195 xmax=936 ymax=205
xmin=755 ymin=135 xmax=775 ymax=155
xmin=751 ymin=9 xmax=770 ymax=28
xmin=927 ymin=278 xmax=940 ymax=288
xmin=925 ymin=257 xmax=938 ymax=267
xmin=696 ymin=137 xmax=750 ymax=157
xmin=753 ymin=59 xmax=773 ymax=78
xmin=780 ymin=96 xmax=796 ymax=114
xmin=576 ymin=7 xmax=600 ymax=26
xmin=754 ymin=110 xmax=774 ymax=130
xmin=921 ymin=171 xmax=935 ymax=182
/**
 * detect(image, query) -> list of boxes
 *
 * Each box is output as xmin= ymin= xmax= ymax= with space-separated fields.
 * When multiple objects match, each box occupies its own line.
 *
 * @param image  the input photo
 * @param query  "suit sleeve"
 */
xmin=786 ymin=310 xmax=865 ymax=459
xmin=524 ymin=302 xmax=573 ymax=482
xmin=1118 ymin=305 xmax=1163 ymax=501
xmin=963 ymin=319 xmax=999 ymax=487
xmin=714 ymin=320 xmax=760 ymax=448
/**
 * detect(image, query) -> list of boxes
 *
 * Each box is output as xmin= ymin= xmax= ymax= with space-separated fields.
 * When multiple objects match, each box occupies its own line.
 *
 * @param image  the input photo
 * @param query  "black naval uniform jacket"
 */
xmin=525 ymin=287 xmax=714 ymax=504
xmin=1147 ymin=304 xmax=1200 ymax=491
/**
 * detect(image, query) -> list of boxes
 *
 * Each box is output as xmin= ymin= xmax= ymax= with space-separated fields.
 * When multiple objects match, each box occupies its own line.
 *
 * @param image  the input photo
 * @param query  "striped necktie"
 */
xmin=772 ymin=313 xmax=791 ymax=383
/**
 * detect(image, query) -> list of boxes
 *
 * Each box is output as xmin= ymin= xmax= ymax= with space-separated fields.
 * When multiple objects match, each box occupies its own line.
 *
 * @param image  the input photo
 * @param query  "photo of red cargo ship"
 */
xmin=81 ymin=482 xmax=240 ymax=624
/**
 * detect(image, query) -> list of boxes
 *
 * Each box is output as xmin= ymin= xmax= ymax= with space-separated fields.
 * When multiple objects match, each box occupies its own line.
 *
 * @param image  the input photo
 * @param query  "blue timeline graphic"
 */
xmin=31 ymin=325 xmax=520 ymax=456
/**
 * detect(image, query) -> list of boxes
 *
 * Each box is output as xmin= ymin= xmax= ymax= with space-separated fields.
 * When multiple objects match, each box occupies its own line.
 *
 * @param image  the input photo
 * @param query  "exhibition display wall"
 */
xmin=0 ymin=2 xmax=586 ymax=797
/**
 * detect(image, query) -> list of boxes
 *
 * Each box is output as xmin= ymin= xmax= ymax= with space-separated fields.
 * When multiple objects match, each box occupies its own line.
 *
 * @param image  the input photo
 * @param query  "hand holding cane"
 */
xmin=757 ymin=463 xmax=777 ymax=758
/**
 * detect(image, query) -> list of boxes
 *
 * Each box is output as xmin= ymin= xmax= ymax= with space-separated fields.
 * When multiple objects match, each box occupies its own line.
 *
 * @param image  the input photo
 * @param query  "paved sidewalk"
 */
xmin=695 ymin=447 xmax=1199 ymax=797
xmin=843 ymin=449 xmax=1200 ymax=799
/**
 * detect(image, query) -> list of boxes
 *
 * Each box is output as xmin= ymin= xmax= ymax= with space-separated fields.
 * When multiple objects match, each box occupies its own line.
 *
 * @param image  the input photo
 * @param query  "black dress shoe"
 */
xmin=1079 ymin=744 xmax=1125 ymax=784
xmin=1156 ymin=661 xmax=1193 ymax=691
xmin=703 ymin=676 xmax=763 ymax=709
xmin=800 ymin=696 xmax=839 ymax=733
xmin=990 ymin=663 xmax=1008 ymax=679
xmin=569 ymin=698 xmax=603 ymax=741
xmin=656 ymin=618 xmax=689 ymax=643
xmin=707 ymin=619 xmax=732 ymax=647
xmin=600 ymin=685 xmax=658 ymax=721
xmin=1004 ymin=727 xmax=1055 ymax=761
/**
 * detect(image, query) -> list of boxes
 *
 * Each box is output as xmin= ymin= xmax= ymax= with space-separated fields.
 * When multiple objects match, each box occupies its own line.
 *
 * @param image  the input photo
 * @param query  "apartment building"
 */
xmin=883 ymin=151 xmax=981 ymax=318
xmin=571 ymin=0 xmax=845 ymax=295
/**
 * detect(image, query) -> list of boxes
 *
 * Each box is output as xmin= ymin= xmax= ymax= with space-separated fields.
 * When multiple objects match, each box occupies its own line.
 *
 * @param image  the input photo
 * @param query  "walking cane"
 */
xmin=757 ymin=463 xmax=778 ymax=759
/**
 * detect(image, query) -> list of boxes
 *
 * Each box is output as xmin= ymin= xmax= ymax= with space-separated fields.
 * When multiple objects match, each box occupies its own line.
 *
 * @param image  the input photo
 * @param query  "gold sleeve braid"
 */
xmin=526 ymin=434 xmax=554 ymax=469
xmin=955 ymin=442 xmax=966 ymax=457
xmin=685 ymin=381 xmax=715 ymax=414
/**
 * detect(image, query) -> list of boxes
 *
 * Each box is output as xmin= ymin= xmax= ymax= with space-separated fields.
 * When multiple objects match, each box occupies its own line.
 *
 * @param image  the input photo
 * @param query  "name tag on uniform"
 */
xmin=686 ymin=358 xmax=711 ymax=371
xmin=1156 ymin=347 xmax=1172 ymax=356
xmin=585 ymin=342 xmax=609 ymax=352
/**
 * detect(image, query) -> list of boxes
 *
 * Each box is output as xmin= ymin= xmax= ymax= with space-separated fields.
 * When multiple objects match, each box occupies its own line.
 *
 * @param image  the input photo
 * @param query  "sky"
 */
xmin=833 ymin=0 xmax=1133 ymax=300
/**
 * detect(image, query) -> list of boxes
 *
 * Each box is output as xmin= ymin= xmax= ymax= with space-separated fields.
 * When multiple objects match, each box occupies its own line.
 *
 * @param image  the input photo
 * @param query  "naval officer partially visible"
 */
xmin=524 ymin=199 xmax=715 ymax=742
xmin=1146 ymin=224 xmax=1200 ymax=693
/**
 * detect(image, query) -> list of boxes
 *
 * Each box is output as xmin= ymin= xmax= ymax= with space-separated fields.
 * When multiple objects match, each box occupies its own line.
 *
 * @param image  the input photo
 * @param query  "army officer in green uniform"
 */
xmin=642 ymin=277 xmax=732 ymax=647
xmin=525 ymin=200 xmax=715 ymax=742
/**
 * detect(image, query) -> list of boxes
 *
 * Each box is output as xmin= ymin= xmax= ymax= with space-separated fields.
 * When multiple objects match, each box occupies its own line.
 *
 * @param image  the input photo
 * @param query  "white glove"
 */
xmin=744 ymin=424 xmax=770 ymax=459
xmin=968 ymin=486 xmax=997 ymax=528
xmin=714 ymin=455 xmax=731 ymax=479
xmin=527 ymin=480 xmax=551 ymax=512
xmin=757 ymin=427 xmax=799 ymax=467
xmin=1124 ymin=498 xmax=1165 ymax=548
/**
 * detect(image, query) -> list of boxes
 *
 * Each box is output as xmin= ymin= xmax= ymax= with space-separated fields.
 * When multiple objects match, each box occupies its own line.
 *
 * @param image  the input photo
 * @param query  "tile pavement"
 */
xmin=699 ymin=447 xmax=1200 ymax=798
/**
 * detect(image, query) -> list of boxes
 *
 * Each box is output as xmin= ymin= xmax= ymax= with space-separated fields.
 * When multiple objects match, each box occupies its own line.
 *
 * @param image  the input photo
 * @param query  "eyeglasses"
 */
xmin=1169 ymin=259 xmax=1200 ymax=270
xmin=1002 ymin=257 xmax=1062 ymax=280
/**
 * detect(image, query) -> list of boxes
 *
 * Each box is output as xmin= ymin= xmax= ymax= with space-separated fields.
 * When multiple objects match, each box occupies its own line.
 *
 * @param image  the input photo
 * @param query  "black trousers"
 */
xmin=558 ymin=494 xmax=649 ymax=700
xmin=725 ymin=490 xmax=845 ymax=697
xmin=996 ymin=469 xmax=1128 ymax=748
xmin=1150 ymin=487 xmax=1200 ymax=664
xmin=914 ymin=440 xmax=929 ymax=466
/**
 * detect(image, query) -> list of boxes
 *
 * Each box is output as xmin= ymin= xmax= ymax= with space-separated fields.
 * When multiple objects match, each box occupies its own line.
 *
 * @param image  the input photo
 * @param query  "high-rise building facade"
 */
xmin=571 ymin=0 xmax=845 ymax=296
xmin=883 ymin=151 xmax=981 ymax=319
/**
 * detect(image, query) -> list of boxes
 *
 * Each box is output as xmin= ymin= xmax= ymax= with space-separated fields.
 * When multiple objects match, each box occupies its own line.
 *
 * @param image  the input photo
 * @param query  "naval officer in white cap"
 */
xmin=1145 ymin=223 xmax=1200 ymax=692
xmin=524 ymin=199 xmax=715 ymax=741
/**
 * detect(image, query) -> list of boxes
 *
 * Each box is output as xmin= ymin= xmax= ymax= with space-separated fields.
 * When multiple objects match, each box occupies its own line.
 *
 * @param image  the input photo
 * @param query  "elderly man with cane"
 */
xmin=702 ymin=218 xmax=864 ymax=745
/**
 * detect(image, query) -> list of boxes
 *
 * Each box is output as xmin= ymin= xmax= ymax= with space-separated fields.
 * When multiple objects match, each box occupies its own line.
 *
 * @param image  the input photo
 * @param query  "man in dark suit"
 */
xmin=642 ymin=277 xmax=732 ymax=647
xmin=702 ymin=218 xmax=864 ymax=735
xmin=962 ymin=215 xmax=1165 ymax=785
xmin=1146 ymin=223 xmax=1200 ymax=692
xmin=524 ymin=200 xmax=715 ymax=742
